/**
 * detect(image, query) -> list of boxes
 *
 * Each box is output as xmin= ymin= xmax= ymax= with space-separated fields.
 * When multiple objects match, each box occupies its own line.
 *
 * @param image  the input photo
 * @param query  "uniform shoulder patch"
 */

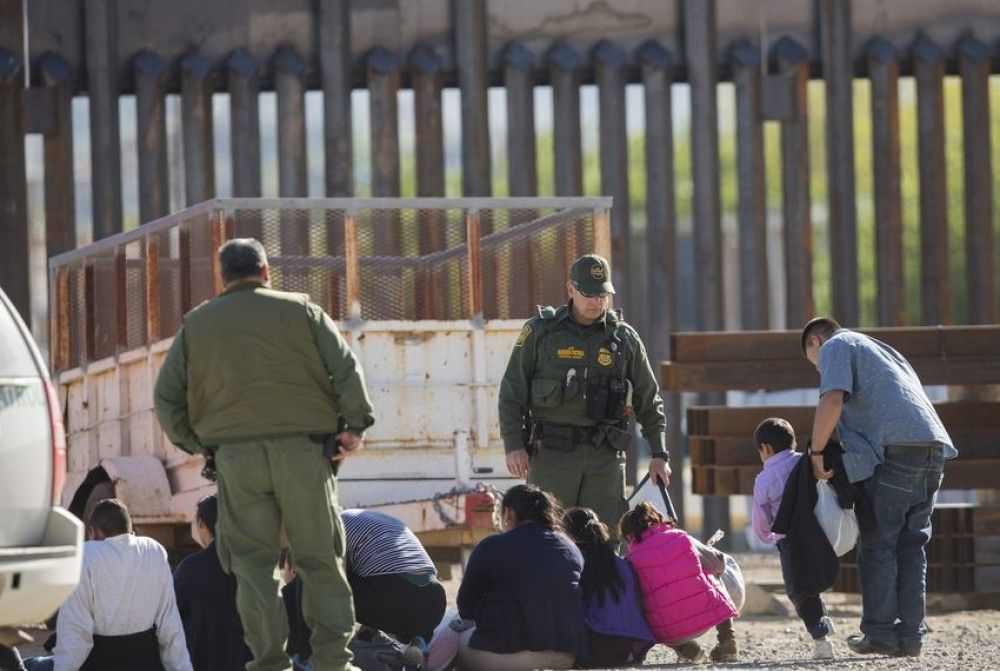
xmin=515 ymin=324 xmax=532 ymax=347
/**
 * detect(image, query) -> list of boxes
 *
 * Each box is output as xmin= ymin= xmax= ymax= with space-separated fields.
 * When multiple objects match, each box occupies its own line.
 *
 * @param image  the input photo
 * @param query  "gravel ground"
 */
xmin=13 ymin=555 xmax=1000 ymax=670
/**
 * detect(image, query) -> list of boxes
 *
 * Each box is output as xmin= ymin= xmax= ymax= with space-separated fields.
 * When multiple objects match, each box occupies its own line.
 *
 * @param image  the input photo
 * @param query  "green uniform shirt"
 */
xmin=498 ymin=303 xmax=667 ymax=454
xmin=154 ymin=281 xmax=374 ymax=453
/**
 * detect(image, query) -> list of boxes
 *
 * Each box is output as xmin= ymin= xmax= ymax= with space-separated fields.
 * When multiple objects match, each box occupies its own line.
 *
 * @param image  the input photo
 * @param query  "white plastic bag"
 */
xmin=719 ymin=554 xmax=745 ymax=612
xmin=814 ymin=480 xmax=859 ymax=557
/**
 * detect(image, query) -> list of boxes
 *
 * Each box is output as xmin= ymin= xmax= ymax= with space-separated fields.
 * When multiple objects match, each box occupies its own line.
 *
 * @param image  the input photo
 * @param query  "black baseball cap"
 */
xmin=570 ymin=253 xmax=615 ymax=295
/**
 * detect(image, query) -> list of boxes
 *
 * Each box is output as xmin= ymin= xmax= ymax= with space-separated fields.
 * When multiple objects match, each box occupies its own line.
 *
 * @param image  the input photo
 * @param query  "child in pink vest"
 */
xmin=620 ymin=502 xmax=739 ymax=663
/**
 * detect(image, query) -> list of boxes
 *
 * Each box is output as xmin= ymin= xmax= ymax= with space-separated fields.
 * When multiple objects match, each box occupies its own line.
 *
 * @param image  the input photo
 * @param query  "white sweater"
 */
xmin=53 ymin=533 xmax=193 ymax=671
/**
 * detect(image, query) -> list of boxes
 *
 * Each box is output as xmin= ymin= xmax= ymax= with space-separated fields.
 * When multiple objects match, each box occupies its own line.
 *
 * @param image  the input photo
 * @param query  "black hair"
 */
xmin=618 ymin=501 xmax=672 ymax=544
xmin=501 ymin=484 xmax=562 ymax=531
xmin=89 ymin=498 xmax=132 ymax=537
xmin=195 ymin=493 xmax=219 ymax=537
xmin=754 ymin=417 xmax=797 ymax=453
xmin=219 ymin=238 xmax=268 ymax=283
xmin=800 ymin=317 xmax=842 ymax=354
xmin=562 ymin=507 xmax=625 ymax=607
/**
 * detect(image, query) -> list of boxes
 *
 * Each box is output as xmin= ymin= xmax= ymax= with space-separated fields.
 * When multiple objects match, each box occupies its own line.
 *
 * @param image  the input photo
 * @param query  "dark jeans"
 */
xmin=857 ymin=445 xmax=944 ymax=651
xmin=348 ymin=572 xmax=447 ymax=643
xmin=777 ymin=538 xmax=831 ymax=640
xmin=22 ymin=658 xmax=52 ymax=671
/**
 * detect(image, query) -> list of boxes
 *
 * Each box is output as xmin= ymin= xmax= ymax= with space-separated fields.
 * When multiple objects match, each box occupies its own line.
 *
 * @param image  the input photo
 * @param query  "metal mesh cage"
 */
xmin=49 ymin=198 xmax=610 ymax=372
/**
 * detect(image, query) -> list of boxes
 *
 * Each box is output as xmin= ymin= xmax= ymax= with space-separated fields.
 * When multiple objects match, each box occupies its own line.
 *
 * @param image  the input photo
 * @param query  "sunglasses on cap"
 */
xmin=576 ymin=289 xmax=610 ymax=300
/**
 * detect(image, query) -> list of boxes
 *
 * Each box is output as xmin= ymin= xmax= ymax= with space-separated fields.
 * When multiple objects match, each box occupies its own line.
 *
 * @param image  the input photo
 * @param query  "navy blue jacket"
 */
xmin=173 ymin=542 xmax=252 ymax=671
xmin=457 ymin=522 xmax=588 ymax=662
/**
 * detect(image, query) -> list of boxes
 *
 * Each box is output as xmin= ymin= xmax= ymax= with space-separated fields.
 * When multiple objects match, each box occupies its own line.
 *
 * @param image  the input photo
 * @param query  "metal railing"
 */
xmin=48 ymin=197 xmax=612 ymax=373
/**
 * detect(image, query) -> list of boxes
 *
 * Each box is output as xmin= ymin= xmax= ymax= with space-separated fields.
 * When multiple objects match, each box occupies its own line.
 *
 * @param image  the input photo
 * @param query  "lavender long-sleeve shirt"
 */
xmin=751 ymin=449 xmax=801 ymax=545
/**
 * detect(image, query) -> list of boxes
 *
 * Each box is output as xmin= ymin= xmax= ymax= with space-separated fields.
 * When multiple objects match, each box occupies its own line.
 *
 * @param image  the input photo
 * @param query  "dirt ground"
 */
xmin=12 ymin=553 xmax=1000 ymax=670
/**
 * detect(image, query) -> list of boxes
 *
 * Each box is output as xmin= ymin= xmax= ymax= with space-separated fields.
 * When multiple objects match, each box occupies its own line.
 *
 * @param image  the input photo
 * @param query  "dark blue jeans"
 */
xmin=777 ymin=539 xmax=830 ymax=640
xmin=857 ymin=446 xmax=944 ymax=651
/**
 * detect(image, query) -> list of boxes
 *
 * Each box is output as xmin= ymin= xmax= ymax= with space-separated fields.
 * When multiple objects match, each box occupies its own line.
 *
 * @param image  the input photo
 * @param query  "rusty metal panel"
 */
xmin=134 ymin=50 xmax=170 ymax=225
xmin=547 ymin=42 xmax=583 ymax=197
xmin=228 ymin=48 xmax=262 ymax=202
xmin=913 ymin=33 xmax=952 ymax=325
xmin=639 ymin=39 xmax=677 ymax=358
xmin=867 ymin=37 xmax=906 ymax=326
xmin=731 ymin=40 xmax=769 ymax=331
xmin=958 ymin=36 xmax=994 ymax=325
xmin=318 ymin=0 xmax=354 ymax=197
xmin=38 ymin=52 xmax=76 ymax=260
xmin=455 ymin=0 xmax=492 ymax=199
xmin=820 ymin=0 xmax=859 ymax=325
xmin=594 ymin=40 xmax=633 ymax=322
xmin=181 ymin=51 xmax=217 ymax=206
xmin=0 ymin=40 xmax=30 ymax=320
xmin=773 ymin=37 xmax=814 ymax=329
xmin=685 ymin=0 xmax=724 ymax=332
xmin=85 ymin=0 xmax=123 ymax=241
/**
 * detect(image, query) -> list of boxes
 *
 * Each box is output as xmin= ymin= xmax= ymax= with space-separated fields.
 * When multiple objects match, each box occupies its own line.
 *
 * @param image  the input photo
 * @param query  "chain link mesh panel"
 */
xmin=50 ymin=199 xmax=607 ymax=372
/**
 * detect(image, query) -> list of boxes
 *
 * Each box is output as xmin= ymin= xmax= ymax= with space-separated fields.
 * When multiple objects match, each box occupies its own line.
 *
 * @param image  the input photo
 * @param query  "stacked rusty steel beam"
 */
xmin=834 ymin=505 xmax=1000 ymax=594
xmin=687 ymin=401 xmax=1000 ymax=496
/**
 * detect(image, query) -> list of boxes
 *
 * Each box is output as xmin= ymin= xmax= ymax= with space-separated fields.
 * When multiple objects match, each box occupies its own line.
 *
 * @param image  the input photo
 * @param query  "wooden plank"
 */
xmin=85 ymin=0 xmax=122 ymax=240
xmin=455 ymin=0 xmax=491 ymax=198
xmin=913 ymin=34 xmax=951 ymax=326
xmin=693 ymin=401 xmax=1000 ymax=436
xmin=318 ymin=0 xmax=353 ymax=197
xmin=227 ymin=47 xmax=262 ymax=207
xmin=731 ymin=40 xmax=769 ymax=330
xmin=957 ymin=36 xmax=995 ymax=325
xmin=867 ymin=38 xmax=906 ymax=327
xmin=772 ymin=37 xmax=814 ymax=328
xmin=39 ymin=52 xmax=76 ymax=258
xmin=593 ymin=40 xmax=632 ymax=321
xmin=668 ymin=325 xmax=1000 ymax=363
xmin=665 ymin=354 xmax=1000 ymax=392
xmin=0 ymin=38 xmax=30 ymax=319
xmin=684 ymin=0 xmax=724 ymax=332
xmin=639 ymin=40 xmax=677 ymax=365
xmin=819 ymin=0 xmax=858 ymax=325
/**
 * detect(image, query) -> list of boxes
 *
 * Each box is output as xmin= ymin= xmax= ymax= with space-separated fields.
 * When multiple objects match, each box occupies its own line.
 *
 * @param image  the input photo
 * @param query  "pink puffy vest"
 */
xmin=626 ymin=524 xmax=738 ymax=644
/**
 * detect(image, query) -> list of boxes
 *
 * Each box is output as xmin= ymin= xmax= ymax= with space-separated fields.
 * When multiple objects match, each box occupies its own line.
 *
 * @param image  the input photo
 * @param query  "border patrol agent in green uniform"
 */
xmin=154 ymin=238 xmax=373 ymax=671
xmin=498 ymin=253 xmax=672 ymax=531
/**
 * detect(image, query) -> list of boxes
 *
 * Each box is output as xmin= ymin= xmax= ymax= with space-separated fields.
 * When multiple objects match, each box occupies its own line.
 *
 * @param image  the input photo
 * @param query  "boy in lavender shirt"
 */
xmin=752 ymin=418 xmax=835 ymax=660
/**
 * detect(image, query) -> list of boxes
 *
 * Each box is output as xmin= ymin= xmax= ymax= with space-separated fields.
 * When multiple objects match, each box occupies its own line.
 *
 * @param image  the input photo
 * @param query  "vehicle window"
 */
xmin=0 ymin=301 xmax=39 ymax=376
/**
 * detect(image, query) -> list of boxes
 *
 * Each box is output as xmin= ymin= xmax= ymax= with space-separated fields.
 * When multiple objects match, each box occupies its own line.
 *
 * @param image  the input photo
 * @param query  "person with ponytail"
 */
xmin=620 ymin=502 xmax=740 ymax=663
xmin=455 ymin=485 xmax=587 ymax=670
xmin=562 ymin=507 xmax=655 ymax=667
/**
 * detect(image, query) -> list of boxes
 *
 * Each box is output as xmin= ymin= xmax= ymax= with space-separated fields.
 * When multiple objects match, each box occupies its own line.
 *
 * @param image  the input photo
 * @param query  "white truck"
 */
xmin=47 ymin=197 xmax=611 ymax=559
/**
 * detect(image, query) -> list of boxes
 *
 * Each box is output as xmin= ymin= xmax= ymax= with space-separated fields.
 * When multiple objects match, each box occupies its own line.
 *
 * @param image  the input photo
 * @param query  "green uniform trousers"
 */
xmin=527 ymin=441 xmax=628 ymax=534
xmin=215 ymin=435 xmax=355 ymax=671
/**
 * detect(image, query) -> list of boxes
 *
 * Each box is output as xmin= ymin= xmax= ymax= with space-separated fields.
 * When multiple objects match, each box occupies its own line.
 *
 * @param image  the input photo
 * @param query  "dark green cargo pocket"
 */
xmin=530 ymin=377 xmax=563 ymax=408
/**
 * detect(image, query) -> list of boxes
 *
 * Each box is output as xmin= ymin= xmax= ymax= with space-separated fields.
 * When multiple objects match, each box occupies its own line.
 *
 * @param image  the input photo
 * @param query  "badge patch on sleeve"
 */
xmin=557 ymin=347 xmax=586 ymax=360
xmin=597 ymin=346 xmax=613 ymax=367
xmin=515 ymin=324 xmax=532 ymax=347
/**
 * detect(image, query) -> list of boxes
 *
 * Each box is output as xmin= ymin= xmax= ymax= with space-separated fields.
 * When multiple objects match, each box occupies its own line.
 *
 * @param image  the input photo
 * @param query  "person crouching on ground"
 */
xmin=620 ymin=502 xmax=739 ymax=663
xmin=753 ymin=418 xmax=836 ymax=659
xmin=455 ymin=484 xmax=587 ymax=671
xmin=562 ymin=507 xmax=655 ymax=668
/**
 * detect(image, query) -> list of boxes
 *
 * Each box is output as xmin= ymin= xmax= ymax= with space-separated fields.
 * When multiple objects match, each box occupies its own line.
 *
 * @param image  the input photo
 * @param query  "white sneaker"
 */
xmin=813 ymin=638 xmax=835 ymax=660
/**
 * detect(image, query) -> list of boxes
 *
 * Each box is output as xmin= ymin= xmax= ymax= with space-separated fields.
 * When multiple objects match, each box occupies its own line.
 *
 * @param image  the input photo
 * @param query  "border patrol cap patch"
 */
xmin=597 ymin=346 xmax=613 ymax=366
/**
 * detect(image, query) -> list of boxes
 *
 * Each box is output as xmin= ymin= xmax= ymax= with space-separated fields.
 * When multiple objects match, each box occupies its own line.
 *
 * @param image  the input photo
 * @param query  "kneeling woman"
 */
xmin=456 ymin=485 xmax=587 ymax=671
